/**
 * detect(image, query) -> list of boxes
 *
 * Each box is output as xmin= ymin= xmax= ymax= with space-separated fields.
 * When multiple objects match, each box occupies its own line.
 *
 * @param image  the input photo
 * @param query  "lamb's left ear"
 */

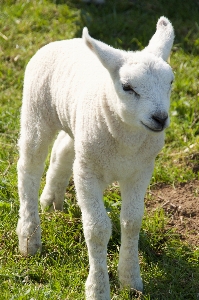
xmin=143 ymin=16 xmax=174 ymax=61
xmin=82 ymin=27 xmax=124 ymax=73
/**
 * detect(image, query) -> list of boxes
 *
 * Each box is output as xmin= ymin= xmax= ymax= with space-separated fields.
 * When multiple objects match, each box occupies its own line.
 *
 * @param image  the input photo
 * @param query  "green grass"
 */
xmin=0 ymin=0 xmax=199 ymax=299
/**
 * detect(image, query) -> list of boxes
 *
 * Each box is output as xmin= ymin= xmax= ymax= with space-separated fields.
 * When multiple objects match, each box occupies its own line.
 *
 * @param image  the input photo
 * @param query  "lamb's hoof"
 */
xmin=40 ymin=201 xmax=63 ymax=212
xmin=129 ymin=288 xmax=144 ymax=299
xmin=40 ymin=193 xmax=63 ymax=212
xmin=17 ymin=222 xmax=42 ymax=256
xmin=85 ymin=290 xmax=111 ymax=300
xmin=40 ymin=193 xmax=55 ymax=212
xmin=19 ymin=238 xmax=42 ymax=256
xmin=86 ymin=275 xmax=111 ymax=300
xmin=40 ymin=202 xmax=55 ymax=212
xmin=119 ymin=277 xmax=143 ymax=295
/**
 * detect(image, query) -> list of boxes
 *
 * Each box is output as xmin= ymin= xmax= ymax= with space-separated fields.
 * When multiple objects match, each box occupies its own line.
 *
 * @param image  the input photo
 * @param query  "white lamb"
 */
xmin=17 ymin=16 xmax=174 ymax=299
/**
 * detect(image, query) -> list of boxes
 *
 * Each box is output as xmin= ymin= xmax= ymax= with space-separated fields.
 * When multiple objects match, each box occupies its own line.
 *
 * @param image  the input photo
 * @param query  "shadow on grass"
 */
xmin=108 ymin=223 xmax=199 ymax=299
xmin=104 ymin=206 xmax=199 ymax=300
xmin=49 ymin=0 xmax=199 ymax=54
xmin=138 ymin=230 xmax=199 ymax=299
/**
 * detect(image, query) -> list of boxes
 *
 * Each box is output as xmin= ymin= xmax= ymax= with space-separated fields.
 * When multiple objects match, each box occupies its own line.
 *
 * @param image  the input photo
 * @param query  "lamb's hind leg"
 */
xmin=40 ymin=131 xmax=75 ymax=211
xmin=17 ymin=120 xmax=57 ymax=256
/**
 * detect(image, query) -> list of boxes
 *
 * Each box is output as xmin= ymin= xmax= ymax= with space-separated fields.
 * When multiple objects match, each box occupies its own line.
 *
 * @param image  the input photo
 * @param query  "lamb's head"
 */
xmin=83 ymin=16 xmax=174 ymax=133
xmin=116 ymin=52 xmax=174 ymax=132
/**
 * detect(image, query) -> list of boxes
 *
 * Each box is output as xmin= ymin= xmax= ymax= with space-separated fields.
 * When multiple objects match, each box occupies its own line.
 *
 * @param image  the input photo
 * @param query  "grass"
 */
xmin=0 ymin=0 xmax=199 ymax=299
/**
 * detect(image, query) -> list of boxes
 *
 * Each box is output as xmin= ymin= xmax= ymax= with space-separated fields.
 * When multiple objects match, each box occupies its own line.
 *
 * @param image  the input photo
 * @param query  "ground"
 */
xmin=146 ymin=180 xmax=199 ymax=247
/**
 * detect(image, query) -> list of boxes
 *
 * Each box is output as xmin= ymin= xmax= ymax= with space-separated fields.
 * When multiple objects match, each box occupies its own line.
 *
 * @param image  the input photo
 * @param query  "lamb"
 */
xmin=16 ymin=16 xmax=174 ymax=299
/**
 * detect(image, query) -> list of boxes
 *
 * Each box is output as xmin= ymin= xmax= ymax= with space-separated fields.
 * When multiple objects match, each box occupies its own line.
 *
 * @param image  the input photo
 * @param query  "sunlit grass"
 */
xmin=0 ymin=0 xmax=199 ymax=299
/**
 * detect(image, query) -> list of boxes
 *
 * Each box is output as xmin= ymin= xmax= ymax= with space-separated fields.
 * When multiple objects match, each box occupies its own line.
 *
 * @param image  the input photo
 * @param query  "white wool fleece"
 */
xmin=17 ymin=16 xmax=174 ymax=300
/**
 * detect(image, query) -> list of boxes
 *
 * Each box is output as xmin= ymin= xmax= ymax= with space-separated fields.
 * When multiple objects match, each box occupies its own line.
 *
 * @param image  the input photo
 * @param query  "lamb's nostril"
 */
xmin=152 ymin=114 xmax=168 ymax=126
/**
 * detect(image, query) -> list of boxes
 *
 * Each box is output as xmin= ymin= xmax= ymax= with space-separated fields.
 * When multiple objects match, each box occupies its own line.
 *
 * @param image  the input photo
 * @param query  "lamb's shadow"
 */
xmin=137 ymin=230 xmax=199 ymax=299
xmin=106 ymin=211 xmax=199 ymax=299
xmin=51 ymin=0 xmax=199 ymax=54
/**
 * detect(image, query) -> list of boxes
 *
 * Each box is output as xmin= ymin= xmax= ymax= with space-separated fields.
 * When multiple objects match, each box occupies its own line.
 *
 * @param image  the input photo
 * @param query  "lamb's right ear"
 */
xmin=82 ymin=27 xmax=124 ymax=73
xmin=143 ymin=16 xmax=174 ymax=61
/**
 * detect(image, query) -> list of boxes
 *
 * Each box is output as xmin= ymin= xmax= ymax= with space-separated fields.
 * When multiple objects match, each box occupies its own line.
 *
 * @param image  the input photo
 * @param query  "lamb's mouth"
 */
xmin=141 ymin=121 xmax=164 ymax=132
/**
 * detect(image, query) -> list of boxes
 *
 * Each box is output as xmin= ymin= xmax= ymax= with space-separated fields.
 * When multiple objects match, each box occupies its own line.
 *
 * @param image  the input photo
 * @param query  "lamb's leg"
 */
xmin=118 ymin=167 xmax=153 ymax=292
xmin=40 ymin=131 xmax=75 ymax=211
xmin=17 ymin=121 xmax=56 ymax=256
xmin=74 ymin=160 xmax=111 ymax=300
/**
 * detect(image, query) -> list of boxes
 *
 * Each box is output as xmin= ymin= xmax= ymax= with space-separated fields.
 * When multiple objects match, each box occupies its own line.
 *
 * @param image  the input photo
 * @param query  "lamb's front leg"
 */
xmin=118 ymin=168 xmax=153 ymax=292
xmin=74 ymin=161 xmax=112 ymax=300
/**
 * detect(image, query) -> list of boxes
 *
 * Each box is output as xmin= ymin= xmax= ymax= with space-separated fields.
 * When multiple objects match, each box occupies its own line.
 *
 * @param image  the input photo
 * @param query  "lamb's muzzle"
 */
xmin=152 ymin=113 xmax=169 ymax=130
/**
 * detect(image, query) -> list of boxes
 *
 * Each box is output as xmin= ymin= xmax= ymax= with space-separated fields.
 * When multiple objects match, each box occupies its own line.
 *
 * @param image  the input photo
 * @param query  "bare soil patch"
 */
xmin=145 ymin=180 xmax=199 ymax=247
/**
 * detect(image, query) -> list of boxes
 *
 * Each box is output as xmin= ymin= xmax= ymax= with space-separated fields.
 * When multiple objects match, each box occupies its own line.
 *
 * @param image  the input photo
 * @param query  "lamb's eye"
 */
xmin=122 ymin=83 xmax=139 ymax=97
xmin=122 ymin=83 xmax=133 ymax=92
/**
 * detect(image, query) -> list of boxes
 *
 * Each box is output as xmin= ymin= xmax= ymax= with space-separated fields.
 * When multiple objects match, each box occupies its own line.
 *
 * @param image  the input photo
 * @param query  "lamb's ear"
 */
xmin=82 ymin=27 xmax=124 ymax=73
xmin=143 ymin=16 xmax=174 ymax=61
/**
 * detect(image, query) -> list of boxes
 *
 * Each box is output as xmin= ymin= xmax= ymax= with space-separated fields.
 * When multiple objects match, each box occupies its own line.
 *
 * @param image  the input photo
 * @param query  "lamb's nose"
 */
xmin=152 ymin=114 xmax=168 ymax=126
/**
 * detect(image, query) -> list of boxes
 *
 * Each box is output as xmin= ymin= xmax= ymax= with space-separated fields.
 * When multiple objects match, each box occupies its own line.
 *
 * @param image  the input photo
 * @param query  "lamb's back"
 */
xmin=25 ymin=38 xmax=108 ymax=93
xmin=24 ymin=38 xmax=109 ymax=135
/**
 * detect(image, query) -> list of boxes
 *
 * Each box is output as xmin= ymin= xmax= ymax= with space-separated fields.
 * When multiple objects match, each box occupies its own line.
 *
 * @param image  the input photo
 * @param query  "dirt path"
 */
xmin=145 ymin=180 xmax=199 ymax=247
